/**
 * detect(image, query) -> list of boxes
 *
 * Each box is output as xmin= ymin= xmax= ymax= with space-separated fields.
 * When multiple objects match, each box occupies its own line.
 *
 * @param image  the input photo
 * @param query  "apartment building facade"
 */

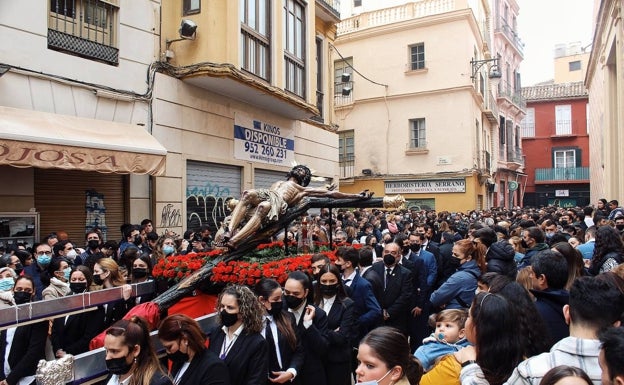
xmin=0 ymin=0 xmax=342 ymax=243
xmin=333 ymin=0 xmax=510 ymax=212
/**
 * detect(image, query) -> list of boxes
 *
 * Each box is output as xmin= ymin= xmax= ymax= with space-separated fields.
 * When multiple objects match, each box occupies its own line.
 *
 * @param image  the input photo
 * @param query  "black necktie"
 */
xmin=385 ymin=268 xmax=392 ymax=289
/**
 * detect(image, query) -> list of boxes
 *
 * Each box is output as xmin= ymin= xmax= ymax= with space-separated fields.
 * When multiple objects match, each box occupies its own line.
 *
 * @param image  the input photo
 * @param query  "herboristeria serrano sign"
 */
xmin=234 ymin=114 xmax=295 ymax=166
xmin=385 ymin=179 xmax=466 ymax=194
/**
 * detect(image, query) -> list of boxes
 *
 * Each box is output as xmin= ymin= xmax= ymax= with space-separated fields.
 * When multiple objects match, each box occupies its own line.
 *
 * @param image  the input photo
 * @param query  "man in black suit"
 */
xmin=359 ymin=247 xmax=383 ymax=304
xmin=371 ymin=242 xmax=413 ymax=335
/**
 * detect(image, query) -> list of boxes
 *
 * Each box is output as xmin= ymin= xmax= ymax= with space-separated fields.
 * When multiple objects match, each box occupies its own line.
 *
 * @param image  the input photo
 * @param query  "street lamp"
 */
xmin=470 ymin=55 xmax=502 ymax=80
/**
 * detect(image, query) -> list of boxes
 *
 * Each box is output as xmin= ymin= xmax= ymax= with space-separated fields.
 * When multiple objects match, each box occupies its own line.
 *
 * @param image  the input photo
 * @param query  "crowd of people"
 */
xmin=1 ymin=199 xmax=624 ymax=385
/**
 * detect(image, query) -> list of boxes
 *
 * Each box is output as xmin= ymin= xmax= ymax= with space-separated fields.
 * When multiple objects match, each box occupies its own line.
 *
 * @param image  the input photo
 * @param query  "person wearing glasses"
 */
xmin=0 ymin=275 xmax=48 ymax=385
xmin=104 ymin=316 xmax=172 ymax=385
xmin=23 ymin=243 xmax=54 ymax=300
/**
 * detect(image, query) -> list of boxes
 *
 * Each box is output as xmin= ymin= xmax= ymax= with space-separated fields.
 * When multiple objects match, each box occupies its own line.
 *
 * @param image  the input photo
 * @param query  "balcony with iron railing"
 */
xmin=497 ymin=80 xmax=526 ymax=110
xmin=483 ymin=91 xmax=499 ymax=124
xmin=498 ymin=146 xmax=524 ymax=170
xmin=337 ymin=0 xmax=460 ymax=35
xmin=339 ymin=154 xmax=355 ymax=178
xmin=535 ymin=167 xmax=589 ymax=183
xmin=494 ymin=17 xmax=524 ymax=57
xmin=548 ymin=120 xmax=584 ymax=137
xmin=316 ymin=0 xmax=341 ymax=23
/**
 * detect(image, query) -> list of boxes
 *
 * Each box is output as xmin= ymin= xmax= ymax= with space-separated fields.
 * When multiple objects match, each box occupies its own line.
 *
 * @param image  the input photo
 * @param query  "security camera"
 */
xmin=179 ymin=19 xmax=197 ymax=40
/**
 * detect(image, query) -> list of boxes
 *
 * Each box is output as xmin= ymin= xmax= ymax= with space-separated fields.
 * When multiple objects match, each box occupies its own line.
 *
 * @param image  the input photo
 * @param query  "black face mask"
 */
xmin=383 ymin=254 xmax=396 ymax=267
xmin=220 ymin=310 xmax=239 ymax=327
xmin=133 ymin=236 xmax=142 ymax=246
xmin=410 ymin=244 xmax=421 ymax=252
xmin=69 ymin=282 xmax=87 ymax=294
xmin=93 ymin=274 xmax=104 ymax=286
xmin=106 ymin=356 xmax=133 ymax=375
xmin=320 ymin=283 xmax=339 ymax=297
xmin=88 ymin=240 xmax=100 ymax=250
xmin=402 ymin=245 xmax=410 ymax=253
xmin=268 ymin=301 xmax=283 ymax=316
xmin=14 ymin=263 xmax=23 ymax=276
xmin=617 ymin=224 xmax=624 ymax=231
xmin=284 ymin=295 xmax=305 ymax=310
xmin=560 ymin=220 xmax=568 ymax=226
xmin=132 ymin=268 xmax=148 ymax=279
xmin=520 ymin=239 xmax=529 ymax=249
xmin=13 ymin=291 xmax=32 ymax=305
xmin=335 ymin=263 xmax=345 ymax=273
xmin=167 ymin=349 xmax=189 ymax=363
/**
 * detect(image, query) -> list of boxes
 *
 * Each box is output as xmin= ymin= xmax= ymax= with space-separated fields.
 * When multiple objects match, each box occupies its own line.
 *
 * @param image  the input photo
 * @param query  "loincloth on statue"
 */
xmin=256 ymin=189 xmax=289 ymax=223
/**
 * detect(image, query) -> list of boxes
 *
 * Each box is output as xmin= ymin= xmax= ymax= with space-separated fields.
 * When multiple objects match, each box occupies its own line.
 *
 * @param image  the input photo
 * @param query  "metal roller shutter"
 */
xmin=186 ymin=161 xmax=242 ymax=233
xmin=34 ymin=169 xmax=126 ymax=244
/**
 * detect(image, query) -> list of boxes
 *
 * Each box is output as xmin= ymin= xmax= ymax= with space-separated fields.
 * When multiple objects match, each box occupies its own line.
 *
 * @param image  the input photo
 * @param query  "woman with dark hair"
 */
xmin=312 ymin=265 xmax=356 ymax=385
xmin=207 ymin=284 xmax=268 ymax=385
xmin=42 ymin=257 xmax=71 ymax=300
xmin=491 ymin=281 xmax=551 ymax=357
xmin=551 ymin=242 xmax=584 ymax=290
xmin=131 ymin=255 xmax=156 ymax=304
xmin=430 ymin=239 xmax=486 ymax=310
xmin=254 ymin=278 xmax=304 ymax=385
xmin=0 ymin=275 xmax=48 ymax=385
xmin=423 ymin=293 xmax=523 ymax=385
xmin=158 ymin=314 xmax=230 ymax=385
xmin=539 ymin=365 xmax=592 ymax=385
xmin=589 ymin=226 xmax=624 ymax=275
xmin=283 ymin=271 xmax=329 ymax=385
xmin=94 ymin=258 xmax=134 ymax=327
xmin=356 ymin=326 xmax=423 ymax=385
xmin=52 ymin=266 xmax=106 ymax=358
xmin=104 ymin=316 xmax=172 ymax=385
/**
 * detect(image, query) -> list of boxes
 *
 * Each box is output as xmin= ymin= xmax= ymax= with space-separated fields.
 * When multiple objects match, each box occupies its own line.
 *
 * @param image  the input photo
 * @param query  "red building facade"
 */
xmin=521 ymin=82 xmax=589 ymax=208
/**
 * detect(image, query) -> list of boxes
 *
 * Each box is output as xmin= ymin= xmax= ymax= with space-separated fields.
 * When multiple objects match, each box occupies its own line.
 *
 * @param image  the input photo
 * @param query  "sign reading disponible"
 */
xmin=233 ymin=114 xmax=295 ymax=166
xmin=385 ymin=179 xmax=466 ymax=194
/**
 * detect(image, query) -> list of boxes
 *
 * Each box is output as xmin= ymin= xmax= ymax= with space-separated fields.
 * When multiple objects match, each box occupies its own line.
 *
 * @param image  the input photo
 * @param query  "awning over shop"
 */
xmin=0 ymin=106 xmax=167 ymax=176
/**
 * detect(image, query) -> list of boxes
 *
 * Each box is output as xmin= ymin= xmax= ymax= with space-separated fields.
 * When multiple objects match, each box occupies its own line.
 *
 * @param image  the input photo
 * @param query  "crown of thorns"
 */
xmin=287 ymin=165 xmax=311 ymax=187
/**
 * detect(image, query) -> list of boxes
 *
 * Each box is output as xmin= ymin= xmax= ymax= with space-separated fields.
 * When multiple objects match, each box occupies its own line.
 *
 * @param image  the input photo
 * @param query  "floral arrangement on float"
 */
xmin=152 ymin=241 xmax=360 ymax=286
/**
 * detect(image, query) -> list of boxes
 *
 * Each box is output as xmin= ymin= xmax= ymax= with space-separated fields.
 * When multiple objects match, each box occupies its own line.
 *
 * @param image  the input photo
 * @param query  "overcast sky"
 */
xmin=341 ymin=0 xmax=596 ymax=87
xmin=517 ymin=0 xmax=595 ymax=86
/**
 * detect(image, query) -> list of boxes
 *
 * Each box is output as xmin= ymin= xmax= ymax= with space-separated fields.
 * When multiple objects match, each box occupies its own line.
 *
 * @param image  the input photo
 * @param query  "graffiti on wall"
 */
xmin=160 ymin=203 xmax=182 ymax=228
xmin=186 ymin=183 xmax=236 ymax=233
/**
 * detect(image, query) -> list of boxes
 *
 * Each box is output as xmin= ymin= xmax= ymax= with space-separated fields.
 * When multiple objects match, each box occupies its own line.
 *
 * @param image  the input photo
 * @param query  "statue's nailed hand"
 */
xmin=326 ymin=183 xmax=337 ymax=191
xmin=359 ymin=189 xmax=373 ymax=198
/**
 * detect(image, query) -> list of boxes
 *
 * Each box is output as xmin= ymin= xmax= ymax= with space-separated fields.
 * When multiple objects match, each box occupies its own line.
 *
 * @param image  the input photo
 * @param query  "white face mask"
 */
xmin=358 ymin=369 xmax=393 ymax=385
xmin=65 ymin=249 xmax=78 ymax=261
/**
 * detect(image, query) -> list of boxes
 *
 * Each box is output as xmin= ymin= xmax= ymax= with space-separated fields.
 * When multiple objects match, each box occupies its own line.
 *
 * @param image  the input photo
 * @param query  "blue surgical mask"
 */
xmin=163 ymin=245 xmax=175 ymax=256
xmin=38 ymin=255 xmax=52 ymax=266
xmin=63 ymin=267 xmax=72 ymax=281
xmin=0 ymin=277 xmax=14 ymax=292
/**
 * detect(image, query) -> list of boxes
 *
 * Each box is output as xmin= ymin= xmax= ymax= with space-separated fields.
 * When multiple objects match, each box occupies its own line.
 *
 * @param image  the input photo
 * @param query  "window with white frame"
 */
xmin=284 ymin=0 xmax=306 ymax=98
xmin=409 ymin=43 xmax=425 ymax=70
xmin=48 ymin=0 xmax=119 ymax=64
xmin=554 ymin=149 xmax=575 ymax=168
xmin=555 ymin=104 xmax=572 ymax=135
xmin=569 ymin=60 xmax=581 ymax=71
xmin=339 ymin=131 xmax=354 ymax=178
xmin=334 ymin=57 xmax=353 ymax=99
xmin=521 ymin=107 xmax=535 ymax=137
xmin=240 ymin=0 xmax=271 ymax=81
xmin=409 ymin=118 xmax=426 ymax=149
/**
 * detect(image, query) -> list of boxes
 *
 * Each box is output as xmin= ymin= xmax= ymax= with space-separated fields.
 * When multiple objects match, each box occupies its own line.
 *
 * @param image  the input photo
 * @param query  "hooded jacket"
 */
xmin=486 ymin=240 xmax=517 ymax=278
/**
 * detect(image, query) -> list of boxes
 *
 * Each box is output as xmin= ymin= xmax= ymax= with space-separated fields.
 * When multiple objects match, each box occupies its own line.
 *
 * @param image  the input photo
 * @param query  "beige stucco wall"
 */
xmin=554 ymin=53 xmax=590 ymax=84
xmin=151 ymin=73 xmax=339 ymax=236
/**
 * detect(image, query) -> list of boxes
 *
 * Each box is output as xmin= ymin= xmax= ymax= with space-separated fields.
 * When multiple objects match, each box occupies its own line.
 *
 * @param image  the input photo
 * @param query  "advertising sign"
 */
xmin=234 ymin=114 xmax=295 ymax=166
xmin=385 ymin=179 xmax=466 ymax=194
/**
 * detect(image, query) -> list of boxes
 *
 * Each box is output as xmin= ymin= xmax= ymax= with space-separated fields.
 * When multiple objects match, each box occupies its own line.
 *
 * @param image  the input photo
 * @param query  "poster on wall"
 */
xmin=86 ymin=190 xmax=107 ymax=240
xmin=233 ymin=113 xmax=295 ymax=166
